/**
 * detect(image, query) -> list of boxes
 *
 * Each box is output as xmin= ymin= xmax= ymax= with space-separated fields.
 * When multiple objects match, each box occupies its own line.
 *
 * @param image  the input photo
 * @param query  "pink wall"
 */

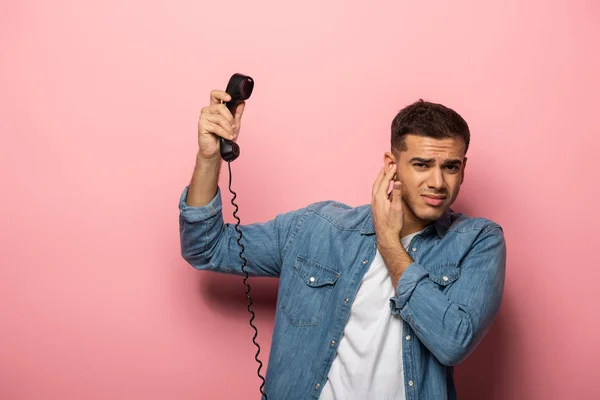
xmin=1 ymin=0 xmax=598 ymax=399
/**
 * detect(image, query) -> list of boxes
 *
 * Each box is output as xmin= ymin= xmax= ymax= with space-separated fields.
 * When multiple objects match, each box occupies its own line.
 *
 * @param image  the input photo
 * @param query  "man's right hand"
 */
xmin=197 ymin=90 xmax=246 ymax=160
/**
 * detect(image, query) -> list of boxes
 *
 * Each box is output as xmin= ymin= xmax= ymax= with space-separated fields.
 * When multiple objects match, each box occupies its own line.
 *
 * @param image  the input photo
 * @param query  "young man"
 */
xmin=179 ymin=89 xmax=506 ymax=400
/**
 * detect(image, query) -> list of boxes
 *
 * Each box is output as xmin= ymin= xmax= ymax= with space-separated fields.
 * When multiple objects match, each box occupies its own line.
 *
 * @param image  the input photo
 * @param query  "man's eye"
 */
xmin=446 ymin=165 xmax=459 ymax=171
xmin=414 ymin=163 xmax=426 ymax=168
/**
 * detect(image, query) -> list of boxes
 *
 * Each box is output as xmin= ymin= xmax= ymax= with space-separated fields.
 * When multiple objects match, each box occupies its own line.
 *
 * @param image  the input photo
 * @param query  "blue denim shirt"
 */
xmin=179 ymin=186 xmax=506 ymax=400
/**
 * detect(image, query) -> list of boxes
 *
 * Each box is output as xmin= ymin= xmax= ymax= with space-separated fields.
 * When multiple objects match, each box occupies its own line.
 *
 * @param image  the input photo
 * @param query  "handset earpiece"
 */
xmin=220 ymin=73 xmax=254 ymax=162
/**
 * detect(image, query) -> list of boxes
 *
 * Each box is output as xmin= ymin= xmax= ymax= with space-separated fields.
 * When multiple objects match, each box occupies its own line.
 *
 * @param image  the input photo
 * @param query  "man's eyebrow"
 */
xmin=409 ymin=157 xmax=435 ymax=163
xmin=442 ymin=159 xmax=463 ymax=166
xmin=409 ymin=157 xmax=463 ymax=166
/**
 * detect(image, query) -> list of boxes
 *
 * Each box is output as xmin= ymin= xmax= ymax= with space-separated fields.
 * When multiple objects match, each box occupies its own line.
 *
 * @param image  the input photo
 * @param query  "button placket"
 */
xmin=409 ymin=235 xmax=420 ymax=256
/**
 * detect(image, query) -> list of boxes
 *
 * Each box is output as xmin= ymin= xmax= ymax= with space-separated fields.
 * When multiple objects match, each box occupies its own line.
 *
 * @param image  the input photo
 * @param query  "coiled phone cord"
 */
xmin=227 ymin=161 xmax=268 ymax=399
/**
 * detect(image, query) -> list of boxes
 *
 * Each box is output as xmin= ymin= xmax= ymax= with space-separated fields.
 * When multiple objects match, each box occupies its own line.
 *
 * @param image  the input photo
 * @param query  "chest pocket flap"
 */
xmin=428 ymin=263 xmax=461 ymax=286
xmin=294 ymin=256 xmax=340 ymax=287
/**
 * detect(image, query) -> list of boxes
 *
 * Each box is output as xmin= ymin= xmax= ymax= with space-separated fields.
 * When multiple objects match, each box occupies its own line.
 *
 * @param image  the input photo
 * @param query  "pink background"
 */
xmin=1 ymin=0 xmax=599 ymax=399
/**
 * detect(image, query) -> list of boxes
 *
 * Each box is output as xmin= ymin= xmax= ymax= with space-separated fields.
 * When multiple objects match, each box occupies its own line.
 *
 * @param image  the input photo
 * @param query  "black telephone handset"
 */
xmin=221 ymin=73 xmax=267 ymax=399
xmin=220 ymin=73 xmax=254 ymax=162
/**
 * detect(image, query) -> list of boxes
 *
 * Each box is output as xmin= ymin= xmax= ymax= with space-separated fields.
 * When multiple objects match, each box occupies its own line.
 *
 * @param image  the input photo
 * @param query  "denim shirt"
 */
xmin=179 ymin=186 xmax=506 ymax=400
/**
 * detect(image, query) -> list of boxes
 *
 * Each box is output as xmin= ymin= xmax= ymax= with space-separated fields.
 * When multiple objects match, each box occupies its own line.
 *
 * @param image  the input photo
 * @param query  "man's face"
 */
xmin=385 ymin=134 xmax=467 ymax=226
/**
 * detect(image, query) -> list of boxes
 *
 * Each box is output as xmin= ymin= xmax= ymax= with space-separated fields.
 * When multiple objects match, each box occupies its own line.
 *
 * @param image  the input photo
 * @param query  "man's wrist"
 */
xmin=377 ymin=233 xmax=414 ymax=289
xmin=196 ymin=151 xmax=221 ymax=167
xmin=376 ymin=232 xmax=402 ymax=252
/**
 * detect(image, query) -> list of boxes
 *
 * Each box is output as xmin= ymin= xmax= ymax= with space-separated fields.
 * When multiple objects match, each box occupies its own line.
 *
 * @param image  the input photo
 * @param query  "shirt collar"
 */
xmin=361 ymin=207 xmax=453 ymax=238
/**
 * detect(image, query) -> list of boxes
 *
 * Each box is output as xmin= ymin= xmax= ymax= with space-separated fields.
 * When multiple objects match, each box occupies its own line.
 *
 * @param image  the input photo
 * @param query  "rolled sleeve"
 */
xmin=389 ymin=225 xmax=506 ymax=366
xmin=178 ymin=186 xmax=222 ymax=223
xmin=389 ymin=262 xmax=430 ymax=315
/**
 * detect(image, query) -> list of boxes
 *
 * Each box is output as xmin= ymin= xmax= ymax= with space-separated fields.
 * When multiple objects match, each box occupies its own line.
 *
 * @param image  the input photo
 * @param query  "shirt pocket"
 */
xmin=280 ymin=255 xmax=340 ymax=327
xmin=428 ymin=262 xmax=461 ymax=291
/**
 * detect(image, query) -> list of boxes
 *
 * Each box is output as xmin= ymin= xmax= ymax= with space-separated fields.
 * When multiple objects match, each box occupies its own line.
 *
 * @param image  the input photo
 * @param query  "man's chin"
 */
xmin=415 ymin=207 xmax=447 ymax=222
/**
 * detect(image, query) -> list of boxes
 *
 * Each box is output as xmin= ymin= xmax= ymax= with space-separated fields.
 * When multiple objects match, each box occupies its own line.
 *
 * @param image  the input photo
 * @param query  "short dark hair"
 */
xmin=391 ymin=99 xmax=470 ymax=154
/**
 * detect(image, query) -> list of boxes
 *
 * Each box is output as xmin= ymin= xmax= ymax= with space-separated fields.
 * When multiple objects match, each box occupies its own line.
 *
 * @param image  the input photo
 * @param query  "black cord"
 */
xmin=227 ymin=161 xmax=268 ymax=399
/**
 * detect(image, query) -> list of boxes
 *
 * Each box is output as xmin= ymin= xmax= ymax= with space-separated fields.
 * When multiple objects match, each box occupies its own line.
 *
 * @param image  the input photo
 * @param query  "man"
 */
xmin=179 ymin=88 xmax=506 ymax=400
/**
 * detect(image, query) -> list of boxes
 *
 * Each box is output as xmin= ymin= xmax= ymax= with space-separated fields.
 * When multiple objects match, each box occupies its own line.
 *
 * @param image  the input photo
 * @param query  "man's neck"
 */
xmin=400 ymin=204 xmax=432 ymax=238
xmin=400 ymin=221 xmax=426 ymax=238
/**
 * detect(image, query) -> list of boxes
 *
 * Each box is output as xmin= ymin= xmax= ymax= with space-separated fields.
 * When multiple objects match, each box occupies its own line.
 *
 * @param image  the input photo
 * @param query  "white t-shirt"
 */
xmin=319 ymin=231 xmax=420 ymax=400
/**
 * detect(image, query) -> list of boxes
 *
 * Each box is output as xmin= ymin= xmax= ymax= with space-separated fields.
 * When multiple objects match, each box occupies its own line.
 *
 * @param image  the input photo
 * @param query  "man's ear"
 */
xmin=460 ymin=156 xmax=468 ymax=184
xmin=384 ymin=151 xmax=397 ymax=176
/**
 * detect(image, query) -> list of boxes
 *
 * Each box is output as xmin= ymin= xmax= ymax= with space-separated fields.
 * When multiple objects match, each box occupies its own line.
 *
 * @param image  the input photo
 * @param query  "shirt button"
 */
xmin=330 ymin=340 xmax=336 ymax=346
xmin=411 ymin=247 xmax=417 ymax=252
xmin=408 ymin=380 xmax=414 ymax=387
xmin=442 ymin=276 xmax=449 ymax=282
xmin=405 ymin=335 xmax=411 ymax=341
xmin=315 ymin=383 xmax=321 ymax=389
xmin=362 ymin=259 xmax=368 ymax=264
xmin=309 ymin=276 xmax=316 ymax=283
xmin=344 ymin=298 xmax=349 ymax=304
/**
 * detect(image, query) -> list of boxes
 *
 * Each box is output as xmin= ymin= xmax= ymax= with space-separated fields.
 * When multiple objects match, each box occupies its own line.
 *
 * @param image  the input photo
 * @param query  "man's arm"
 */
xmin=388 ymin=225 xmax=506 ymax=366
xmin=377 ymin=238 xmax=413 ymax=289
xmin=185 ymin=152 xmax=221 ymax=208
xmin=179 ymin=181 xmax=308 ymax=278
xmin=180 ymin=88 xmax=307 ymax=277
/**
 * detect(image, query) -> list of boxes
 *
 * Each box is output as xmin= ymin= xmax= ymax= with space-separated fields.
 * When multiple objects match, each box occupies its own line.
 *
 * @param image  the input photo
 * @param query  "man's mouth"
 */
xmin=422 ymin=195 xmax=446 ymax=206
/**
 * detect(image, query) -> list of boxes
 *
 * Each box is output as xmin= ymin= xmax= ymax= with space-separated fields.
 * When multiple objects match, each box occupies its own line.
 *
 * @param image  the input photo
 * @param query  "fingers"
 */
xmin=201 ymin=90 xmax=245 ymax=142
xmin=207 ymin=91 xmax=235 ymax=126
xmin=233 ymin=101 xmax=246 ymax=125
xmin=377 ymin=165 xmax=397 ymax=198
xmin=372 ymin=168 xmax=386 ymax=199
xmin=201 ymin=104 xmax=235 ymax=130
xmin=205 ymin=111 xmax=233 ymax=128
xmin=206 ymin=89 xmax=246 ymax=128
xmin=202 ymin=103 xmax=235 ymax=123
xmin=201 ymin=119 xmax=233 ymax=140
xmin=210 ymin=90 xmax=231 ymax=105
xmin=390 ymin=180 xmax=402 ymax=209
xmin=200 ymin=113 xmax=234 ymax=140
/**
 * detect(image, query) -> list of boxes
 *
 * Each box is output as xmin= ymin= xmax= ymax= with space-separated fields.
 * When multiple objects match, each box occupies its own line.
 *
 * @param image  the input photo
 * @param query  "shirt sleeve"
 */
xmin=179 ymin=185 xmax=308 ymax=277
xmin=389 ymin=225 xmax=506 ymax=366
